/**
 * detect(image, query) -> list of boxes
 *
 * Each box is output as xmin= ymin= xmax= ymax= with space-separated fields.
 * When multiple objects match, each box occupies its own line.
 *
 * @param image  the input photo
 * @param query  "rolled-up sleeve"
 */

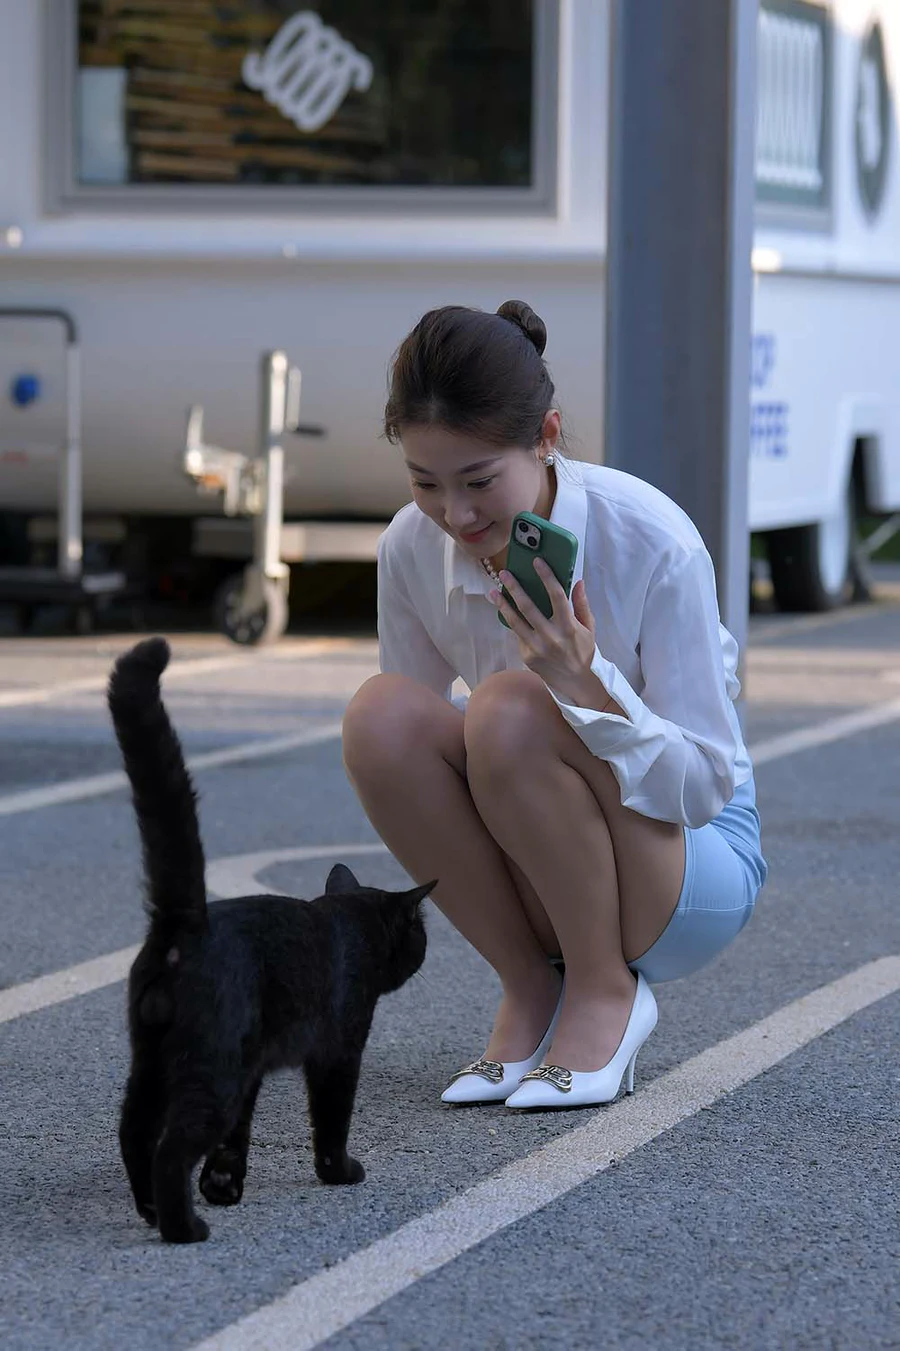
xmin=377 ymin=530 xmax=455 ymax=700
xmin=548 ymin=549 xmax=740 ymax=827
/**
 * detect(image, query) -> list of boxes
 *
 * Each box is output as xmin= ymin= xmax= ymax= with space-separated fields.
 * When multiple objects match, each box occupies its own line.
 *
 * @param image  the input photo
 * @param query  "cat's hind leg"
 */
xmin=153 ymin=1088 xmax=230 ymax=1243
xmin=119 ymin=1051 xmax=167 ymax=1227
xmin=199 ymin=1076 xmax=262 ymax=1207
xmin=304 ymin=1052 xmax=366 ymax=1185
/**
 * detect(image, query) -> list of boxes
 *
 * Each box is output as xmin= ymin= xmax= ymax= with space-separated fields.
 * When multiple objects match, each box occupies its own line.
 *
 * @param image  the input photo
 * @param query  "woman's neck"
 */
xmin=534 ymin=462 xmax=557 ymax=520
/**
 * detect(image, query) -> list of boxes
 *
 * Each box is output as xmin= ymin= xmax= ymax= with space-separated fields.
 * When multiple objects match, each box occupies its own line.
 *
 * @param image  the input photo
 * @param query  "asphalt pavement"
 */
xmin=1 ymin=577 xmax=898 ymax=1351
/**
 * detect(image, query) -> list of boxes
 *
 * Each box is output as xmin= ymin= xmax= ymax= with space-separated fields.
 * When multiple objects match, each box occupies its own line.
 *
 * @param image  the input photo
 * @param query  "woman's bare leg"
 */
xmin=342 ymin=673 xmax=561 ymax=1061
xmin=465 ymin=671 xmax=686 ymax=1071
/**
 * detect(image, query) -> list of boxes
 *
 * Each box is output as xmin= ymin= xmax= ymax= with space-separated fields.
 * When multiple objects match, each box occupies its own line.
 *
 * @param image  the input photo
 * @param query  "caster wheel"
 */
xmin=213 ymin=573 xmax=288 ymax=645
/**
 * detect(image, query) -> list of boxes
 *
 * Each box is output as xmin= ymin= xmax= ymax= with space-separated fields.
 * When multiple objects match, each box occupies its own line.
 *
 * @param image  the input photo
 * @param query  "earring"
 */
xmin=542 ymin=452 xmax=556 ymax=467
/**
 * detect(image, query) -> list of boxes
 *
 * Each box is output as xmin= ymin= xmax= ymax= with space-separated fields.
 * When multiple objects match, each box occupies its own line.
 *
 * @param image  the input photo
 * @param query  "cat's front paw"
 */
xmin=199 ymin=1153 xmax=245 ymax=1206
xmin=159 ymin=1213 xmax=210 ymax=1244
xmin=135 ymin=1199 xmax=158 ymax=1227
xmin=315 ymin=1152 xmax=365 ymax=1186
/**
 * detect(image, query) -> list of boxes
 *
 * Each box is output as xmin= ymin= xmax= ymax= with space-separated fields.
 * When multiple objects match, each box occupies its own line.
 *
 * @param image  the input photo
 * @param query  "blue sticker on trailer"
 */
xmin=10 ymin=374 xmax=41 ymax=407
xmin=751 ymin=401 xmax=789 ymax=458
xmin=751 ymin=334 xmax=776 ymax=388
xmin=750 ymin=334 xmax=789 ymax=458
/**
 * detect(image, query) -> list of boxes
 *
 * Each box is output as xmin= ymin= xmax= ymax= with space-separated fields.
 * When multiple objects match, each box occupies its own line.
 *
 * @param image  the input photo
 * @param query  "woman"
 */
xmin=342 ymin=300 xmax=767 ymax=1110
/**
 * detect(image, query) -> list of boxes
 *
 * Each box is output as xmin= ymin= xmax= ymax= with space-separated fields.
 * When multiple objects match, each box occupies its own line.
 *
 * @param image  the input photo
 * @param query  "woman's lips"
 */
xmin=459 ymin=524 xmax=493 ymax=544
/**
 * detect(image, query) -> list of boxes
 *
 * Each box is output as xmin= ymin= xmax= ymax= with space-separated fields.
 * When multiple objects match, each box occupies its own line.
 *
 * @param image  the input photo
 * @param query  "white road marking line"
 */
xmin=189 ymin=955 xmax=900 ymax=1351
xmin=0 ymin=638 xmax=372 ymax=710
xmin=748 ymin=696 xmax=900 ymax=764
xmin=3 ymin=681 xmax=900 ymax=824
xmin=0 ymin=654 xmax=251 ymax=709
xmin=0 ymin=722 xmax=343 ymax=818
xmin=4 ymin=691 xmax=900 ymax=1014
xmin=749 ymin=595 xmax=900 ymax=643
xmin=0 ymin=842 xmax=388 ymax=1026
xmin=205 ymin=842 xmax=389 ymax=899
xmin=0 ymin=946 xmax=140 ymax=1025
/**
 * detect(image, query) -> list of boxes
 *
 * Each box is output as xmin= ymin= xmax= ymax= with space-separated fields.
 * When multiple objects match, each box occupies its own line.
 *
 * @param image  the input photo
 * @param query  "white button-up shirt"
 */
xmin=377 ymin=456 xmax=752 ymax=829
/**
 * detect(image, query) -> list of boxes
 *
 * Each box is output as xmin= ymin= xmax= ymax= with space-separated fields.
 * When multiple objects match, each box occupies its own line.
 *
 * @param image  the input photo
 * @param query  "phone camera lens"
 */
xmin=515 ymin=520 xmax=541 ymax=549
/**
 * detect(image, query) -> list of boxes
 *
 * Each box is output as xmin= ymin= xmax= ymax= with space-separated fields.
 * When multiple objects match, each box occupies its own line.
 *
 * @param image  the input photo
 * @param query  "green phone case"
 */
xmin=499 ymin=511 xmax=579 ymax=627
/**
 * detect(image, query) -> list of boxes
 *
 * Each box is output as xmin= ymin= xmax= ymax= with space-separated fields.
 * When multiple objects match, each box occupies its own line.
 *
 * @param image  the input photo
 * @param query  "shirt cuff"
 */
xmin=547 ymin=645 xmax=648 ymax=747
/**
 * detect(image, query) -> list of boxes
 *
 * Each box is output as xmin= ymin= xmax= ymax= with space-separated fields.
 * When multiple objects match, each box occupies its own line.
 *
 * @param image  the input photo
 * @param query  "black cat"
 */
xmin=108 ymin=637 xmax=432 ymax=1244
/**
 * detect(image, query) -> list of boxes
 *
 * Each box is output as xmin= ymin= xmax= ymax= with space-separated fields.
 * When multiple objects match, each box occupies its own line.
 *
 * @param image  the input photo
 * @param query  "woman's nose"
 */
xmin=444 ymin=494 xmax=478 ymax=527
xmin=445 ymin=503 xmax=478 ymax=529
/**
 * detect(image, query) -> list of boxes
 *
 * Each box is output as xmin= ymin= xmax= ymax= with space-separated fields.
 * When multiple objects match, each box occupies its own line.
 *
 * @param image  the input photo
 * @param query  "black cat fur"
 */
xmin=108 ymin=637 xmax=432 ymax=1244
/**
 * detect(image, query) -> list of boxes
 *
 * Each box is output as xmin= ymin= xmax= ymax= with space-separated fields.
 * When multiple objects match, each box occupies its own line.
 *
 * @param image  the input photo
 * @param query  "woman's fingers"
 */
xmin=570 ymin=578 xmax=596 ymax=637
xmin=531 ymin=557 xmax=571 ymax=618
xmin=498 ymin=568 xmax=553 ymax=635
xmin=489 ymin=585 xmax=535 ymax=642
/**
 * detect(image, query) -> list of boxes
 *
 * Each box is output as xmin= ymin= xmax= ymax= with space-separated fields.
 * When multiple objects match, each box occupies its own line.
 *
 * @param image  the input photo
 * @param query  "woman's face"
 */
xmin=401 ymin=411 xmax=560 ymax=561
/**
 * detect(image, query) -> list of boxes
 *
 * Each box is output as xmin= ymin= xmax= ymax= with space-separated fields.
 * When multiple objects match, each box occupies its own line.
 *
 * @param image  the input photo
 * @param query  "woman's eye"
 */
xmin=412 ymin=481 xmax=437 ymax=491
xmin=468 ymin=478 xmax=495 ymax=490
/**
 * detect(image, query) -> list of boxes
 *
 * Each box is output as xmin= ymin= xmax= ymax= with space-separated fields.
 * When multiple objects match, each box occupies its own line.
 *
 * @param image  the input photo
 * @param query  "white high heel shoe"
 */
xmin=441 ymin=984 xmax=564 ymax=1105
xmin=504 ymin=973 xmax=657 ymax=1110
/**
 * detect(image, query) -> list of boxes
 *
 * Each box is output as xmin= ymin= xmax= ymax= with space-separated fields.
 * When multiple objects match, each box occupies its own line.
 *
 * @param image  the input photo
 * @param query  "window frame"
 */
xmin=46 ymin=0 xmax=560 ymax=216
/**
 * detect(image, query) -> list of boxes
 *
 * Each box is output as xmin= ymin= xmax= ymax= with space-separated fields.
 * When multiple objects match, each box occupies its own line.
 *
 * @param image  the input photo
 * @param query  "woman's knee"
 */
xmin=464 ymin=671 xmax=558 ymax=775
xmin=342 ymin=673 xmax=457 ymax=778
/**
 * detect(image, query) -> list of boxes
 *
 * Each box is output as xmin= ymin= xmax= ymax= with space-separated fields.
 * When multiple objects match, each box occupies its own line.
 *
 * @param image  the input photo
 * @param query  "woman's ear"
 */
xmin=541 ymin=408 xmax=562 ymax=453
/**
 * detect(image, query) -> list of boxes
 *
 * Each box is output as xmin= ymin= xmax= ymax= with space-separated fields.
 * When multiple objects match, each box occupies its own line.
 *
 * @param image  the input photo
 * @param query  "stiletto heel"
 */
xmin=505 ymin=973 xmax=657 ymax=1110
xmin=441 ymin=982 xmax=564 ymax=1105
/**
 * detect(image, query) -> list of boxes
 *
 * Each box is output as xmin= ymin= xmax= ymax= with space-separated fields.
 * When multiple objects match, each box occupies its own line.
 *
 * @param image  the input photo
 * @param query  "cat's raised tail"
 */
xmin=108 ymin=637 xmax=208 ymax=936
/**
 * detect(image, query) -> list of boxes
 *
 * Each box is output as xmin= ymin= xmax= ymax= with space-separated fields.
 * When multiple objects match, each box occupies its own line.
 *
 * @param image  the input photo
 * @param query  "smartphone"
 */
xmin=498 ymin=511 xmax=579 ymax=628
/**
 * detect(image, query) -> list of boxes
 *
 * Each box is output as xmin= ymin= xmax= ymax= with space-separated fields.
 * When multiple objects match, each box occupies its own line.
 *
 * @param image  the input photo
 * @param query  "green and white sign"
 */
xmin=855 ymin=19 xmax=892 ymax=219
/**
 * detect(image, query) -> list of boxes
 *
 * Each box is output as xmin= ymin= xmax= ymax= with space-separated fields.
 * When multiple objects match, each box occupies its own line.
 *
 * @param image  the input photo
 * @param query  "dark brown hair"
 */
xmin=384 ymin=300 xmax=557 ymax=450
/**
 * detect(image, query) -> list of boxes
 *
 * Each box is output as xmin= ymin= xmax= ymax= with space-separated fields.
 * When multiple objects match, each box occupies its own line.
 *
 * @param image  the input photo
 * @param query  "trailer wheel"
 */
xmin=214 ymin=573 xmax=288 ymax=645
xmin=765 ymin=481 xmax=858 ymax=612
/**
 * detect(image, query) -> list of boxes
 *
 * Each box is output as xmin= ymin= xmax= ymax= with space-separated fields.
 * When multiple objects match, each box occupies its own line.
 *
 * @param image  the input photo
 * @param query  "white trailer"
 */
xmin=0 ymin=0 xmax=898 ymax=624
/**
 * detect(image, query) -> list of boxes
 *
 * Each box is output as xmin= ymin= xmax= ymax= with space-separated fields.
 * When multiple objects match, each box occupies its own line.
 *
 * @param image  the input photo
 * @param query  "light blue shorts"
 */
xmin=628 ymin=776 xmax=767 ymax=984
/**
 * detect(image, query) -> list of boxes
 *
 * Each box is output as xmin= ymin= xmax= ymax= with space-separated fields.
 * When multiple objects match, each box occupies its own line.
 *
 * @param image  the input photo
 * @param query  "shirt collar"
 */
xmin=443 ymin=456 xmax=588 ymax=600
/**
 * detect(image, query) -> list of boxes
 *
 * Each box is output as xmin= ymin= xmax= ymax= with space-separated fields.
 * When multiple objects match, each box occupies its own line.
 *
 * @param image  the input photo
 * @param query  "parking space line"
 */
xmin=205 ymin=842 xmax=389 ymax=900
xmin=0 ymin=946 xmax=140 ymax=1025
xmin=3 ymin=686 xmax=900 ymax=822
xmin=0 ymin=654 xmax=253 ymax=709
xmin=0 ymin=721 xmax=343 ymax=818
xmin=189 ymin=955 xmax=900 ymax=1351
xmin=747 ymin=696 xmax=900 ymax=765
xmin=0 ymin=841 xmax=386 ymax=1026
xmin=0 ymin=638 xmax=373 ymax=711
xmin=750 ymin=605 xmax=899 ymax=644
xmin=3 ymin=694 xmax=900 ymax=1015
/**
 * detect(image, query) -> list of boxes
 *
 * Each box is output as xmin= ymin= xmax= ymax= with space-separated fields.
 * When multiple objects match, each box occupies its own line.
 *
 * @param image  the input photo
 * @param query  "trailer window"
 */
xmin=58 ymin=1 xmax=555 ymax=210
xmin=755 ymin=0 xmax=833 ymax=222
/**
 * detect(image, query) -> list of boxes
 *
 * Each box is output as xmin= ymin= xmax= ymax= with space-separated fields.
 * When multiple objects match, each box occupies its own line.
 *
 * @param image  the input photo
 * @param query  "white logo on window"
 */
xmin=242 ymin=11 xmax=373 ymax=134
xmin=858 ymin=56 xmax=883 ymax=169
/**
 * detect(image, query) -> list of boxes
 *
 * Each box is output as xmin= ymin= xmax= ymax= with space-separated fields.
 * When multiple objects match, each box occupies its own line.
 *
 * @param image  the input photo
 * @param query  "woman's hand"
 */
xmin=490 ymin=558 xmax=605 ymax=707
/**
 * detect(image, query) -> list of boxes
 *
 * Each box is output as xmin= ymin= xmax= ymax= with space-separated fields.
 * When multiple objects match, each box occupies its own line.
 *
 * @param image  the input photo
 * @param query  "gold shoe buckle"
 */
xmin=448 ymin=1058 xmax=505 ymax=1086
xmin=519 ymin=1064 xmax=573 ymax=1093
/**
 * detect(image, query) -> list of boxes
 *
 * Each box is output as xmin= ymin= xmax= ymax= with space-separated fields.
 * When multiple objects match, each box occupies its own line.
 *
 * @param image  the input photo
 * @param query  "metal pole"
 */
xmin=604 ymin=0 xmax=758 ymax=664
xmin=59 ymin=340 xmax=83 ymax=579
xmin=254 ymin=351 xmax=289 ymax=583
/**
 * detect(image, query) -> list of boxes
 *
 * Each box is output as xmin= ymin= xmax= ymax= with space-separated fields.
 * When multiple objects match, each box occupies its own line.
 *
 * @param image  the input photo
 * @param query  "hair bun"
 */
xmin=496 ymin=300 xmax=548 ymax=357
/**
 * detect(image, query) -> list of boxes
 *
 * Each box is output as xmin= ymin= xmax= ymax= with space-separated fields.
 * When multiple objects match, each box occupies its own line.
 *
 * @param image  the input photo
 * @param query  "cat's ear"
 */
xmin=405 ymin=879 xmax=437 ymax=907
xmin=326 ymin=863 xmax=361 ymax=895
